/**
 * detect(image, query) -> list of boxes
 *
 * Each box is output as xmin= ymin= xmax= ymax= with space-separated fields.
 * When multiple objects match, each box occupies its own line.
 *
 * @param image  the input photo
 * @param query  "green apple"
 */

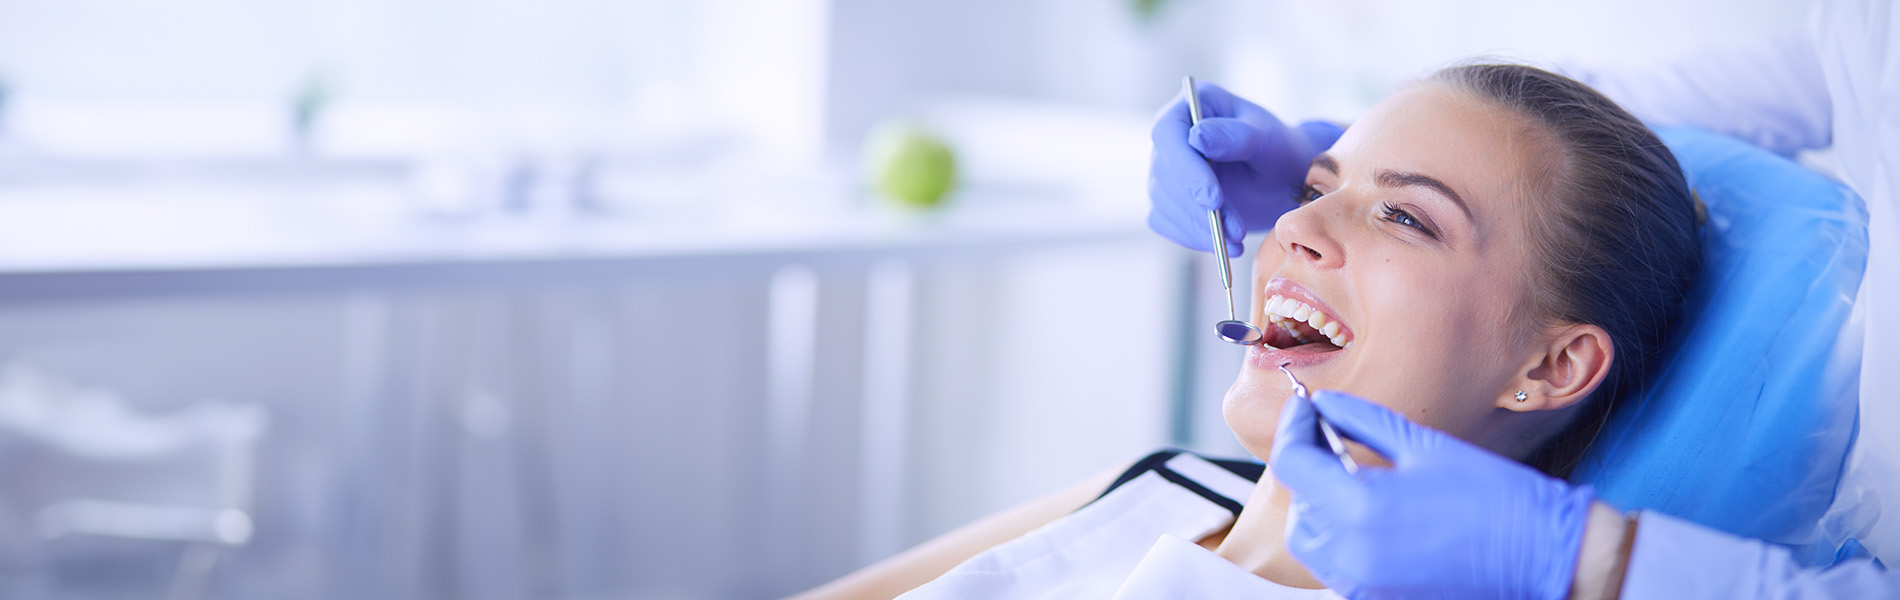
xmin=863 ymin=122 xmax=958 ymax=209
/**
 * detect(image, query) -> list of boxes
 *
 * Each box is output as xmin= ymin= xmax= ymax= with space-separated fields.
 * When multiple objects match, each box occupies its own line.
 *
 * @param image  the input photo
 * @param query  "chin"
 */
xmin=1221 ymin=369 xmax=1292 ymax=461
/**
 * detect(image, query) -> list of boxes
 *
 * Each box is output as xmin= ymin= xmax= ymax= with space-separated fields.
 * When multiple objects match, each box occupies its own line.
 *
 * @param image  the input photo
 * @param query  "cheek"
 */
xmin=1342 ymin=259 xmax=1520 ymax=431
xmin=1356 ymin=253 xmax=1469 ymax=348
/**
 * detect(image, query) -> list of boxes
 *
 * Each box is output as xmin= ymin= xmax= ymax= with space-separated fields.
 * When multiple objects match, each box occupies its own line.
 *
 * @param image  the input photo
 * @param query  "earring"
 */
xmin=1514 ymin=391 xmax=1529 ymax=402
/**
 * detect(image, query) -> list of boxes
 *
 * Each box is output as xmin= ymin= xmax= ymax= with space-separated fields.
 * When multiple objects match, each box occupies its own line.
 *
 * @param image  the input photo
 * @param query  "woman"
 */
xmin=795 ymin=63 xmax=1702 ymax=598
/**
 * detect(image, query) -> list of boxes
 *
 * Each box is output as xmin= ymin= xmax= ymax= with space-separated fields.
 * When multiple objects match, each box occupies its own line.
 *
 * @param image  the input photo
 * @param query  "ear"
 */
xmin=1502 ymin=324 xmax=1614 ymax=412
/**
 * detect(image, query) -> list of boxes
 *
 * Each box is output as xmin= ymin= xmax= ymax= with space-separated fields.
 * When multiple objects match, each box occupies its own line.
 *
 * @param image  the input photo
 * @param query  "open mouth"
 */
xmin=1262 ymin=294 xmax=1352 ymax=352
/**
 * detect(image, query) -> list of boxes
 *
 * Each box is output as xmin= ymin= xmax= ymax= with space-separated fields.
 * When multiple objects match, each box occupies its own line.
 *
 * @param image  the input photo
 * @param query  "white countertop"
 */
xmin=0 ymin=178 xmax=1160 ymax=299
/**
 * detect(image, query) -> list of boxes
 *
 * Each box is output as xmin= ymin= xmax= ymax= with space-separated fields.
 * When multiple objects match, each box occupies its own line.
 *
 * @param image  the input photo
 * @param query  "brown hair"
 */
xmin=1430 ymin=63 xmax=1702 ymax=478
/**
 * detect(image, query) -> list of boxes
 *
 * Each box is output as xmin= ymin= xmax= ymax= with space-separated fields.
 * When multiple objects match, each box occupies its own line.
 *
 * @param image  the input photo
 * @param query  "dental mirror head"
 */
xmin=1184 ymin=75 xmax=1268 ymax=346
xmin=1217 ymin=319 xmax=1264 ymax=344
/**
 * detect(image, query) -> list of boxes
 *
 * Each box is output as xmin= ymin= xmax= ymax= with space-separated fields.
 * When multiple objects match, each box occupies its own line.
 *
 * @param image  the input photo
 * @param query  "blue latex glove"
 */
xmin=1146 ymin=81 xmax=1344 ymax=254
xmin=1270 ymin=390 xmax=1595 ymax=600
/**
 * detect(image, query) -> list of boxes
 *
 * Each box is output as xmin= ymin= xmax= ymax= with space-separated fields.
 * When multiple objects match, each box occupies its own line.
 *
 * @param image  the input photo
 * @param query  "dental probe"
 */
xmin=1184 ymin=75 xmax=1267 ymax=346
xmin=1279 ymin=363 xmax=1360 ymax=474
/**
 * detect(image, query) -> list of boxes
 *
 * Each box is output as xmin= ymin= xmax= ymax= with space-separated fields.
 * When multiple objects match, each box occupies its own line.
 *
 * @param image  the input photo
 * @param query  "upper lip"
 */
xmin=1259 ymin=278 xmax=1353 ymax=348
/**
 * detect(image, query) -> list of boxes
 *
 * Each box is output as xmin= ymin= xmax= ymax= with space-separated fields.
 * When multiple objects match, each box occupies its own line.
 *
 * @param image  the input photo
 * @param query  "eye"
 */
xmin=1381 ymin=202 xmax=1437 ymax=238
xmin=1290 ymin=184 xmax=1324 ymax=206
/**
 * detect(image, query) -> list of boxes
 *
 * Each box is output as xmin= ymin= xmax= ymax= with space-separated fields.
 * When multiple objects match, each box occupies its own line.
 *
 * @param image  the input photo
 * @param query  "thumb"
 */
xmin=1189 ymin=118 xmax=1264 ymax=163
xmin=1307 ymin=390 xmax=1444 ymax=465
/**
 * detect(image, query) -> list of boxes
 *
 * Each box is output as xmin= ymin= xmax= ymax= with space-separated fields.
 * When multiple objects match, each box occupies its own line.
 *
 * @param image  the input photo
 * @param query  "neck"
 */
xmin=1214 ymin=469 xmax=1327 ymax=589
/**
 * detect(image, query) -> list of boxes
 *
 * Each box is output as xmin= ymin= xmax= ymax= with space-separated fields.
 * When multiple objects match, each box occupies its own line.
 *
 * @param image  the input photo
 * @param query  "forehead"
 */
xmin=1326 ymin=84 xmax=1545 ymax=221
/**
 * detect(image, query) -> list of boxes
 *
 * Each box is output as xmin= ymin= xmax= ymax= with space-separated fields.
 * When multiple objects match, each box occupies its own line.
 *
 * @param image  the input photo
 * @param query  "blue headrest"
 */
xmin=1572 ymin=126 xmax=1868 ymax=564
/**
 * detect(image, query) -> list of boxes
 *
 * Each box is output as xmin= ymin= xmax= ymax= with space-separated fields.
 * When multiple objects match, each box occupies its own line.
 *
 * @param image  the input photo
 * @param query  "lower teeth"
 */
xmin=1272 ymin=319 xmax=1348 ymax=349
xmin=1279 ymin=323 xmax=1312 ymax=345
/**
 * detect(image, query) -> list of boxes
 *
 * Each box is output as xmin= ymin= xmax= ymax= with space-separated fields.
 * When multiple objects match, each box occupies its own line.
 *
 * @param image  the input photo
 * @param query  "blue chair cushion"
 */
xmin=1572 ymin=126 xmax=1868 ymax=565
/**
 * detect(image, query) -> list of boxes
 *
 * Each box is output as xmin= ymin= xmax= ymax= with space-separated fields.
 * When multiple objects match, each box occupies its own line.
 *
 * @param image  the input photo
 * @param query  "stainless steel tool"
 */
xmin=1183 ymin=75 xmax=1266 ymax=346
xmin=1279 ymin=363 xmax=1359 ymax=474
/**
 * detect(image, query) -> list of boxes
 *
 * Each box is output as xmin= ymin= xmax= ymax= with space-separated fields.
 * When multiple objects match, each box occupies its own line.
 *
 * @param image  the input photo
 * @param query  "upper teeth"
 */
xmin=1265 ymin=294 xmax=1351 ymax=348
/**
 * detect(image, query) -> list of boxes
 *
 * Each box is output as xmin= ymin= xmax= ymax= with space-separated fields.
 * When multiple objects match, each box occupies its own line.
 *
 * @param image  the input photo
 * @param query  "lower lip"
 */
xmin=1247 ymin=342 xmax=1344 ymax=370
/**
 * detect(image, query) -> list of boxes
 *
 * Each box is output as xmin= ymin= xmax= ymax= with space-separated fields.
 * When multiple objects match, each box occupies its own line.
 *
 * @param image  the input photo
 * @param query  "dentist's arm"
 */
xmin=1147 ymin=80 xmax=1343 ymax=255
xmin=1270 ymin=390 xmax=1900 ymax=600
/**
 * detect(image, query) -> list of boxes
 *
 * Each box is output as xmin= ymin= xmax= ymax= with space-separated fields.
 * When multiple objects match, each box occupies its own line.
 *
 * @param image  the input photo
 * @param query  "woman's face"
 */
xmin=1225 ymin=83 xmax=1555 ymax=463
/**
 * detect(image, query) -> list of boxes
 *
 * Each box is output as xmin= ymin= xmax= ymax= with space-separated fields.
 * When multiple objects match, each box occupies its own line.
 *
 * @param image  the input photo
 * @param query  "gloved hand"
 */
xmin=1147 ymin=81 xmax=1344 ymax=254
xmin=1269 ymin=390 xmax=1595 ymax=600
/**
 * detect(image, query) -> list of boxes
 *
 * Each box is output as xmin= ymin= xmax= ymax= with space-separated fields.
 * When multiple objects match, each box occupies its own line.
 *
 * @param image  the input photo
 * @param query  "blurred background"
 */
xmin=0 ymin=0 xmax=1807 ymax=598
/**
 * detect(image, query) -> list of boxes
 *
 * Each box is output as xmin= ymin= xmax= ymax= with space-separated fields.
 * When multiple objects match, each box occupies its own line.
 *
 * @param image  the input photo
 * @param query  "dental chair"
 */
xmin=1572 ymin=126 xmax=1871 ymax=566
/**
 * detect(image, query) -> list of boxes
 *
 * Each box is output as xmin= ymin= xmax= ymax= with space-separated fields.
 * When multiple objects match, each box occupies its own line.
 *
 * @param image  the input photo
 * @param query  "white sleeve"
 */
xmin=1562 ymin=33 xmax=1834 ymax=157
xmin=1621 ymin=511 xmax=1898 ymax=598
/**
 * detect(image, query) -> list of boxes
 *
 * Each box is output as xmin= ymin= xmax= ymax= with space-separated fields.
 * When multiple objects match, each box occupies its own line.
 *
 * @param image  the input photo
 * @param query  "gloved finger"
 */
xmin=1194 ymin=81 xmax=1293 ymax=152
xmin=1151 ymin=87 xmax=1227 ymax=211
xmin=1270 ymin=392 xmax=1357 ymax=501
xmin=1149 ymin=138 xmax=1223 ymax=212
xmin=1188 ymin=118 xmax=1264 ymax=163
xmin=1221 ymin=207 xmax=1248 ymax=255
xmin=1293 ymin=120 xmax=1347 ymax=155
xmin=1150 ymin=91 xmax=1194 ymax=147
xmin=1149 ymin=191 xmax=1243 ymax=257
xmin=1188 ymin=80 xmax=1246 ymax=119
xmin=1282 ymin=507 xmax=1348 ymax=590
xmin=1307 ymin=390 xmax=1437 ymax=465
xmin=1146 ymin=174 xmax=1218 ymax=246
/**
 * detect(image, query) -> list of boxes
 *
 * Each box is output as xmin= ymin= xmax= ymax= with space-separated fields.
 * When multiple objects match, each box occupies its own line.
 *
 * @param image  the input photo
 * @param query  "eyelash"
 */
xmin=1380 ymin=203 xmax=1436 ymax=238
xmin=1293 ymin=184 xmax=1437 ymax=239
xmin=1291 ymin=184 xmax=1323 ymax=205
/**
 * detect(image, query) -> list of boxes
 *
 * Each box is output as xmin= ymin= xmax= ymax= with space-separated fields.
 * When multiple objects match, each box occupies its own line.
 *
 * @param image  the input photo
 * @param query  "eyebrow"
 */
xmin=1310 ymin=152 xmax=1473 ymax=221
xmin=1313 ymin=153 xmax=1340 ymax=175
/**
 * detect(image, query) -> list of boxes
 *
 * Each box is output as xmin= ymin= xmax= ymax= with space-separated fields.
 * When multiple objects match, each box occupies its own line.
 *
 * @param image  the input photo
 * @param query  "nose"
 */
xmin=1272 ymin=202 xmax=1345 ymax=270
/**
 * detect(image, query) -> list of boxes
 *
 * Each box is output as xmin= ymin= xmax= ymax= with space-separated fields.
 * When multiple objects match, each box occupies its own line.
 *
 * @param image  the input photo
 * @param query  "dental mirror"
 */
xmin=1184 ymin=75 xmax=1266 ymax=346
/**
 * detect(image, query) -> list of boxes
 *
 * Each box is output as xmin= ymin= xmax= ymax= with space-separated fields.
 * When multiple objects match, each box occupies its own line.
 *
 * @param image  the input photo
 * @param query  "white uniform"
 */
xmin=1579 ymin=0 xmax=1900 ymax=560
xmin=897 ymin=450 xmax=1339 ymax=599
